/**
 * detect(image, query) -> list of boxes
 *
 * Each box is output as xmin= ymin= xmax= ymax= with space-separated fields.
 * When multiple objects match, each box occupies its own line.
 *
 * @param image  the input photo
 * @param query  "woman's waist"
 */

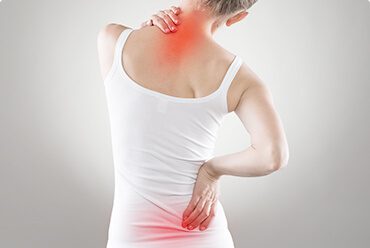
xmin=114 ymin=162 xmax=201 ymax=196
xmin=109 ymin=171 xmax=230 ymax=245
xmin=113 ymin=167 xmax=198 ymax=213
xmin=109 ymin=188 xmax=228 ymax=236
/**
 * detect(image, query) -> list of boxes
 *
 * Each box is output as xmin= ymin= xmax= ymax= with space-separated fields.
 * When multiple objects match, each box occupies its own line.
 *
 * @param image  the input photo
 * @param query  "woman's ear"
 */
xmin=225 ymin=11 xmax=248 ymax=27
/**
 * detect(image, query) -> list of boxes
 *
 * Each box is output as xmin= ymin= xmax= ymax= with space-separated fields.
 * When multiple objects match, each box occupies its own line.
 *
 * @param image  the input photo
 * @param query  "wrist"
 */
xmin=202 ymin=159 xmax=222 ymax=181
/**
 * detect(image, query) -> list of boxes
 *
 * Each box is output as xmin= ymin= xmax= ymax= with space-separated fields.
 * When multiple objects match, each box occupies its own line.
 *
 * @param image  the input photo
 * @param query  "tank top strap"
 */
xmin=104 ymin=28 xmax=134 ymax=84
xmin=114 ymin=28 xmax=134 ymax=65
xmin=218 ymin=55 xmax=243 ymax=113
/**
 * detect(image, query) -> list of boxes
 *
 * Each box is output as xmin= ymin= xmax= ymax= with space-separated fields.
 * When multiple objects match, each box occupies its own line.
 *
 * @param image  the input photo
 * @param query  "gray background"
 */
xmin=1 ymin=0 xmax=369 ymax=247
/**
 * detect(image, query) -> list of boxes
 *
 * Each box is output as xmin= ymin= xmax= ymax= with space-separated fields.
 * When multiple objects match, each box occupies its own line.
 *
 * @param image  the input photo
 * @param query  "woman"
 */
xmin=97 ymin=1 xmax=289 ymax=247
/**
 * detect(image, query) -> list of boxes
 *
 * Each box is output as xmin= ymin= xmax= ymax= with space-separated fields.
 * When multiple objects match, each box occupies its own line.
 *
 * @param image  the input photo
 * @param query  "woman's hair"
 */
xmin=200 ymin=0 xmax=258 ymax=16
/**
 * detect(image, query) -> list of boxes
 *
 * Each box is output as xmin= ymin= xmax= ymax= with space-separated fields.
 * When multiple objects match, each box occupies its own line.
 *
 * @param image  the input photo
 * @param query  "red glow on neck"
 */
xmin=157 ymin=12 xmax=210 ymax=67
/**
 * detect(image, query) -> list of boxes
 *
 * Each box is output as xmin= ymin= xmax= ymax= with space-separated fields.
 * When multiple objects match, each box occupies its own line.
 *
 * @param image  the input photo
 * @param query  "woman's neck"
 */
xmin=157 ymin=4 xmax=217 ymax=66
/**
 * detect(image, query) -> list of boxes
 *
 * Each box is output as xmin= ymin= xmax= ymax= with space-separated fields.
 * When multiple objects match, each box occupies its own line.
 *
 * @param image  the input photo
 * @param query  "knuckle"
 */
xmin=164 ymin=15 xmax=171 ymax=23
xmin=167 ymin=13 xmax=176 ymax=20
xmin=188 ymin=211 xmax=196 ymax=217
xmin=194 ymin=208 xmax=201 ymax=214
xmin=170 ymin=14 xmax=177 ymax=21
xmin=200 ymin=212 xmax=208 ymax=218
xmin=167 ymin=11 xmax=175 ymax=17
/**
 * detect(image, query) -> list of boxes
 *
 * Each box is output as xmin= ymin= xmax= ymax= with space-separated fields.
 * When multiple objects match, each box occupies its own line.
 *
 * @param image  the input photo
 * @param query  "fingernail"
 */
xmin=200 ymin=226 xmax=206 ymax=231
xmin=188 ymin=225 xmax=193 ymax=230
xmin=165 ymin=28 xmax=170 ymax=33
xmin=171 ymin=26 xmax=176 ymax=31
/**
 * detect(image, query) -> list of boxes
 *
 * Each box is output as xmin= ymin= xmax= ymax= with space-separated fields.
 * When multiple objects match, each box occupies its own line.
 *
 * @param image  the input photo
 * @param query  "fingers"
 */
xmin=156 ymin=10 xmax=177 ymax=32
xmin=188 ymin=198 xmax=213 ymax=230
xmin=145 ymin=6 xmax=181 ymax=34
xmin=182 ymin=191 xmax=213 ymax=229
xmin=170 ymin=6 xmax=181 ymax=15
xmin=182 ymin=196 xmax=200 ymax=221
xmin=150 ymin=14 xmax=170 ymax=33
xmin=198 ymin=201 xmax=216 ymax=231
xmin=164 ymin=9 xmax=181 ymax=25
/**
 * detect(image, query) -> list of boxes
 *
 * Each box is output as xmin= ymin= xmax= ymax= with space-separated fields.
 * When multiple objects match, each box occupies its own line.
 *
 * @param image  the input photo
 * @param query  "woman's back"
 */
xmin=104 ymin=26 xmax=243 ymax=248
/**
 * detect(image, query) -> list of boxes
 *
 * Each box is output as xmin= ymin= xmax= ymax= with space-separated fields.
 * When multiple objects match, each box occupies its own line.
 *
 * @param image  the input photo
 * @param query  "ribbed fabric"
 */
xmin=104 ymin=28 xmax=243 ymax=248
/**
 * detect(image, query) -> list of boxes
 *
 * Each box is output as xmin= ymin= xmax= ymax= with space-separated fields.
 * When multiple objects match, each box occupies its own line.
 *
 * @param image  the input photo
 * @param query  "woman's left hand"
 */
xmin=141 ymin=6 xmax=182 ymax=33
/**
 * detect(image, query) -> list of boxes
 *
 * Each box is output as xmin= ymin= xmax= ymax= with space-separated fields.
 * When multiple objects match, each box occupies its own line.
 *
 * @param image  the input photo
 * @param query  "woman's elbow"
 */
xmin=267 ymin=144 xmax=290 ymax=172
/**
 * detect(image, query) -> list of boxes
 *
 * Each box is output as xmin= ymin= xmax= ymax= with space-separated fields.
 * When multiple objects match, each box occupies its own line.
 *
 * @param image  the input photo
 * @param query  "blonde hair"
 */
xmin=201 ymin=0 xmax=258 ymax=16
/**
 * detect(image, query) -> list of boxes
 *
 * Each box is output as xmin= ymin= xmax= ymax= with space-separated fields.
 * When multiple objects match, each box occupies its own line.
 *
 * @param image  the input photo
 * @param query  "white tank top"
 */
xmin=104 ymin=28 xmax=243 ymax=248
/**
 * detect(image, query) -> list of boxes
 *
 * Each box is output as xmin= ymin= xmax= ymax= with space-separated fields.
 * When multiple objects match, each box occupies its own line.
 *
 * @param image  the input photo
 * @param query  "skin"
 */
xmin=97 ymin=0 xmax=289 ymax=233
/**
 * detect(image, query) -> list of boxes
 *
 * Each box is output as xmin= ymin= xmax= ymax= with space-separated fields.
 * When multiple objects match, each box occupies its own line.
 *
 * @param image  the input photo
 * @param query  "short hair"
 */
xmin=200 ymin=0 xmax=258 ymax=16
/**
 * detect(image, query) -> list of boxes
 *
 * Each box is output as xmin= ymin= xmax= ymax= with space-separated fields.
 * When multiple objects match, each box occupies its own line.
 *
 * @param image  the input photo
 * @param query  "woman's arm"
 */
xmin=205 ymin=74 xmax=290 ymax=179
xmin=182 ymin=68 xmax=290 ymax=231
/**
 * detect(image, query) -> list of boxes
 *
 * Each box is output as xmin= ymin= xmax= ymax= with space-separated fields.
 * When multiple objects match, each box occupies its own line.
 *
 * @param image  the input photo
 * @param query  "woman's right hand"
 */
xmin=141 ymin=6 xmax=182 ymax=33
